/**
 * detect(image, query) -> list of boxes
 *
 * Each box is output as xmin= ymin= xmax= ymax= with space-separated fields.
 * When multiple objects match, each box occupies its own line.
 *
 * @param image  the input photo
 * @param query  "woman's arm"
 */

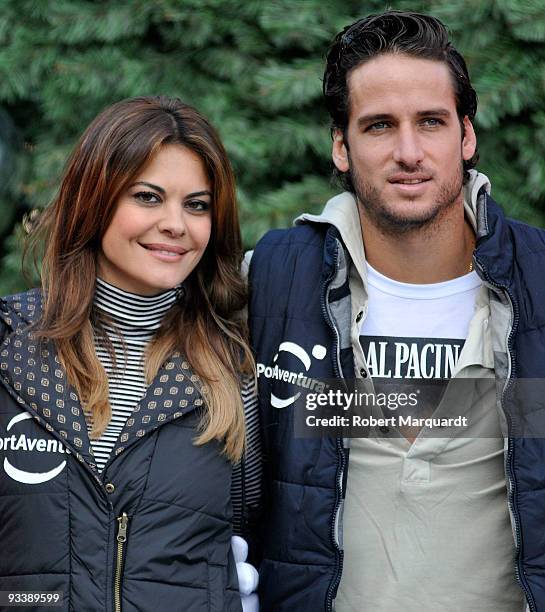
xmin=232 ymin=373 xmax=262 ymax=610
xmin=232 ymin=374 xmax=262 ymax=542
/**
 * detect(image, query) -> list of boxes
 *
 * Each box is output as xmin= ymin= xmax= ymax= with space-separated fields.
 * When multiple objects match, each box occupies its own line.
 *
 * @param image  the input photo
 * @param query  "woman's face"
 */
xmin=98 ymin=144 xmax=212 ymax=296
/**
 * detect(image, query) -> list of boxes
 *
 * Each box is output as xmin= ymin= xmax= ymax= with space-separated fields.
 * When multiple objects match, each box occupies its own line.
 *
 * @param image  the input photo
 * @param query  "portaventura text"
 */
xmin=257 ymin=363 xmax=326 ymax=392
xmin=0 ymin=434 xmax=70 ymax=454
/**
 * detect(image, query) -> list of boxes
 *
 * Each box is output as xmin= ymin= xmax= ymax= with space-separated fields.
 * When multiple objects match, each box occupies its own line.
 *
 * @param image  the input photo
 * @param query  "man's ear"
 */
xmin=462 ymin=116 xmax=477 ymax=161
xmin=332 ymin=129 xmax=350 ymax=172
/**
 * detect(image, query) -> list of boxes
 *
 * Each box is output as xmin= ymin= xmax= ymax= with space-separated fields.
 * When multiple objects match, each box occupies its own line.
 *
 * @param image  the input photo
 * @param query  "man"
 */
xmin=248 ymin=10 xmax=545 ymax=611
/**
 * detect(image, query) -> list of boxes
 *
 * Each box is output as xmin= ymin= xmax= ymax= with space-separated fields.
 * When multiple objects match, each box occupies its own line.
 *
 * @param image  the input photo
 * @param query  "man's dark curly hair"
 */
xmin=323 ymin=10 xmax=479 ymax=190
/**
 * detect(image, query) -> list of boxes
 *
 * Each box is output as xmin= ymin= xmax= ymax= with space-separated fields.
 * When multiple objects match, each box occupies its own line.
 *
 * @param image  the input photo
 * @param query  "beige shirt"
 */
xmin=335 ymin=302 xmax=522 ymax=611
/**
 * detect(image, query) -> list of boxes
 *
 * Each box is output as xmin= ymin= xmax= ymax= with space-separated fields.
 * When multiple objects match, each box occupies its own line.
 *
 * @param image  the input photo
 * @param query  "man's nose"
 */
xmin=392 ymin=125 xmax=424 ymax=168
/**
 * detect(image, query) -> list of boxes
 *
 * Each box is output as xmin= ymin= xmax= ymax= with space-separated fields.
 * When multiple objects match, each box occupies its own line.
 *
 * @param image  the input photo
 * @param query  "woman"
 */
xmin=0 ymin=96 xmax=259 ymax=611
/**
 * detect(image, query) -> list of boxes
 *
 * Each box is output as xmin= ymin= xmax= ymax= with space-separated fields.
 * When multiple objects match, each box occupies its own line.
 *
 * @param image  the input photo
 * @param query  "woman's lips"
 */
xmin=139 ymin=243 xmax=187 ymax=261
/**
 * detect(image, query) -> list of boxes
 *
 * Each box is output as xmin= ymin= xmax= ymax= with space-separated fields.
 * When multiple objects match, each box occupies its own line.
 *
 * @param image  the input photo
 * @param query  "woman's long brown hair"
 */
xmin=27 ymin=96 xmax=253 ymax=462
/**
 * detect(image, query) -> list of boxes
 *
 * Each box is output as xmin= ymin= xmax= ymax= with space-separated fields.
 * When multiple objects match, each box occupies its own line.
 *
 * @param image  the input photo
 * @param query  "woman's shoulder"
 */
xmin=0 ymin=288 xmax=43 ymax=335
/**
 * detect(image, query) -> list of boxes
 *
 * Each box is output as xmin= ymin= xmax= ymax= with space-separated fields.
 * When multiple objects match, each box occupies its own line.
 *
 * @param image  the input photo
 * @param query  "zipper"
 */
xmin=325 ymin=437 xmax=346 ymax=612
xmin=321 ymin=236 xmax=344 ymax=380
xmin=473 ymin=255 xmax=536 ymax=612
xmin=114 ymin=512 xmax=129 ymax=612
xmin=320 ymin=235 xmax=345 ymax=611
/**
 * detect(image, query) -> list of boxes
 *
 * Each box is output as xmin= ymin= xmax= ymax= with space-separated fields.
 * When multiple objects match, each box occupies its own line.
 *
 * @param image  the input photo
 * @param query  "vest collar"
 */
xmin=0 ymin=292 xmax=203 ymax=477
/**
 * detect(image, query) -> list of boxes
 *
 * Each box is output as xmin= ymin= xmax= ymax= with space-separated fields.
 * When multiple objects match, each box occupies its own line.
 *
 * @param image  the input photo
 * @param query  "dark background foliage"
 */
xmin=0 ymin=0 xmax=544 ymax=293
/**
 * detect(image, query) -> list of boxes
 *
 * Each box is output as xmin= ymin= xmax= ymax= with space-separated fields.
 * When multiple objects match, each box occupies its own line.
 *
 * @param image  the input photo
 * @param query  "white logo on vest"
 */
xmin=2 ymin=413 xmax=68 ymax=484
xmin=257 ymin=341 xmax=327 ymax=409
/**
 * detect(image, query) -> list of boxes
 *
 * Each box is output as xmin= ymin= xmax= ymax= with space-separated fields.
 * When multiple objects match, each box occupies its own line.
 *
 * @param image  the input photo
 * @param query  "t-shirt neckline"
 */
xmin=366 ymin=262 xmax=482 ymax=300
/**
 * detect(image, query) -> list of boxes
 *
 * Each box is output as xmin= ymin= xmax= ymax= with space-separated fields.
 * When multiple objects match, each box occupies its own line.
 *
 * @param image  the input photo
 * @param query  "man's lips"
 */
xmin=387 ymin=174 xmax=432 ymax=196
xmin=388 ymin=173 xmax=432 ymax=185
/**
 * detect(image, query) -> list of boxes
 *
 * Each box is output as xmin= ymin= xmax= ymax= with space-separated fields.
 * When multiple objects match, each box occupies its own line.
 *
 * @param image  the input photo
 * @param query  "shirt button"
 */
xmin=356 ymin=311 xmax=364 ymax=323
xmin=359 ymin=368 xmax=368 ymax=378
xmin=105 ymin=483 xmax=115 ymax=494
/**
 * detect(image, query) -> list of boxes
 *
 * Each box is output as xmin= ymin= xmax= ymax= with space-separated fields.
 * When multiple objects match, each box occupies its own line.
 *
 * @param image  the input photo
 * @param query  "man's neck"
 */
xmin=360 ymin=202 xmax=475 ymax=284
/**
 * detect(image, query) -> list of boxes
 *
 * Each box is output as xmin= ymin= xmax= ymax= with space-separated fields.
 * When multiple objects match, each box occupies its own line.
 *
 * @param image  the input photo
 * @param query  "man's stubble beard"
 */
xmin=349 ymin=157 xmax=464 ymax=236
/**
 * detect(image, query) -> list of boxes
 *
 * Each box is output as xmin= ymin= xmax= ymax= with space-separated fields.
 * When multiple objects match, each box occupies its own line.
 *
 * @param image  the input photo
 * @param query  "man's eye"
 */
xmin=134 ymin=191 xmax=161 ymax=204
xmin=367 ymin=122 xmax=389 ymax=131
xmin=422 ymin=118 xmax=443 ymax=127
xmin=185 ymin=200 xmax=210 ymax=212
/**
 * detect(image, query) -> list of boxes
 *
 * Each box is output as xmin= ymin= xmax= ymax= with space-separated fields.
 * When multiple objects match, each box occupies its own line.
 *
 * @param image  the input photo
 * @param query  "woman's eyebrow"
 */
xmin=130 ymin=181 xmax=165 ymax=194
xmin=129 ymin=184 xmax=212 ymax=199
xmin=185 ymin=190 xmax=212 ymax=199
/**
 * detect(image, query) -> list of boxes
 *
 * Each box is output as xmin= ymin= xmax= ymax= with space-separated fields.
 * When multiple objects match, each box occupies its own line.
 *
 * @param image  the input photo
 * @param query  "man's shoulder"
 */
xmin=482 ymin=194 xmax=545 ymax=261
xmin=244 ymin=223 xmax=332 ymax=279
xmin=256 ymin=223 xmax=330 ymax=249
xmin=252 ymin=191 xmax=353 ymax=253
xmin=505 ymin=216 xmax=545 ymax=236
xmin=248 ymin=223 xmax=332 ymax=286
xmin=503 ymin=216 xmax=545 ymax=256
xmin=249 ymin=225 xmax=331 ymax=277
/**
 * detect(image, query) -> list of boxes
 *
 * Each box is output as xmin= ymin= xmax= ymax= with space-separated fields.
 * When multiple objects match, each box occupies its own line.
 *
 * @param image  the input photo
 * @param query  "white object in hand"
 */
xmin=236 ymin=560 xmax=259 ymax=595
xmin=241 ymin=592 xmax=259 ymax=612
xmin=232 ymin=535 xmax=259 ymax=610
xmin=232 ymin=535 xmax=249 ymax=563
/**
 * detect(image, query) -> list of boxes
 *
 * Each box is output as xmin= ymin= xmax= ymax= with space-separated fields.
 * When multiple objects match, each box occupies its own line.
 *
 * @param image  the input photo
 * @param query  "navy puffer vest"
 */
xmin=0 ymin=291 xmax=242 ymax=612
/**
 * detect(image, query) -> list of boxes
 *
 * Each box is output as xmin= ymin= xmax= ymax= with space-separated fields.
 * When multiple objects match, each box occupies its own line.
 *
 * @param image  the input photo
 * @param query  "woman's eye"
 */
xmin=185 ymin=200 xmax=210 ymax=212
xmin=134 ymin=191 xmax=161 ymax=204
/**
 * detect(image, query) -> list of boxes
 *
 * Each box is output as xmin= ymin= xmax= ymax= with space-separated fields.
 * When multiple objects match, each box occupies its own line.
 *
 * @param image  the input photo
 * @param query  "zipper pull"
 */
xmin=117 ymin=512 xmax=128 ymax=543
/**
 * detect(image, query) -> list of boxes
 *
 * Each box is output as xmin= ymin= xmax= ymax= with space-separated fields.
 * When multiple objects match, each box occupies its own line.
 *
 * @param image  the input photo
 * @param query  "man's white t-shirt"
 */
xmin=336 ymin=264 xmax=521 ymax=612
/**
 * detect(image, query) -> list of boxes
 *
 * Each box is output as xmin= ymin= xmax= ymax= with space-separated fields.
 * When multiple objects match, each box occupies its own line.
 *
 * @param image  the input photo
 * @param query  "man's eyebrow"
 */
xmin=416 ymin=108 xmax=451 ymax=118
xmin=130 ymin=181 xmax=165 ymax=194
xmin=356 ymin=113 xmax=393 ymax=128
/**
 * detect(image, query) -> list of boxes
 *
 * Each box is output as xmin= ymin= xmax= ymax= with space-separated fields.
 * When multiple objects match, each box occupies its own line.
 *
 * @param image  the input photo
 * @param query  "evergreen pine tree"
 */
xmin=0 ymin=0 xmax=544 ymax=293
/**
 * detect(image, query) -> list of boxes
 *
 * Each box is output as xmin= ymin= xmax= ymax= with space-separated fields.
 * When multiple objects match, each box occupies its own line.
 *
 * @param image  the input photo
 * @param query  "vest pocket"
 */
xmin=207 ymin=563 xmax=226 ymax=612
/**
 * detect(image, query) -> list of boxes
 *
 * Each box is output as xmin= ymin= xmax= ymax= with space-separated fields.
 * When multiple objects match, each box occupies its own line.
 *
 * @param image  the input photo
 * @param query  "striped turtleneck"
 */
xmin=90 ymin=277 xmax=178 ymax=471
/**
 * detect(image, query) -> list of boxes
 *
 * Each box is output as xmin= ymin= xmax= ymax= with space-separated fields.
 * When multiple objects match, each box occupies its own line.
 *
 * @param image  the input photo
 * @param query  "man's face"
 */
xmin=332 ymin=53 xmax=477 ymax=234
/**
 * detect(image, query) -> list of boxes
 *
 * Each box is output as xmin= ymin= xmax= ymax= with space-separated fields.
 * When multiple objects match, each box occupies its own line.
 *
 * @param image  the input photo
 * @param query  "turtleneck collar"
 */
xmin=94 ymin=277 xmax=178 ymax=332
